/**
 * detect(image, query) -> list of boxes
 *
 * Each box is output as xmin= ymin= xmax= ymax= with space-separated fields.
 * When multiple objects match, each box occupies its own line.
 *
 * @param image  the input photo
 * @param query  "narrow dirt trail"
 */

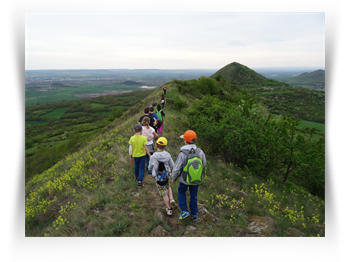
xmin=140 ymin=171 xmax=186 ymax=234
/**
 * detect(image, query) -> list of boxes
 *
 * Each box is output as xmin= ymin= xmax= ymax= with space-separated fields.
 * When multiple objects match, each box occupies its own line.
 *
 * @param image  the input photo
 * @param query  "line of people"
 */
xmin=128 ymin=86 xmax=207 ymax=221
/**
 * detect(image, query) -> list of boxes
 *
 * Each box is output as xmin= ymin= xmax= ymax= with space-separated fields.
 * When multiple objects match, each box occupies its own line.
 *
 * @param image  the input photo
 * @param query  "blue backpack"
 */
xmin=156 ymin=161 xmax=169 ymax=186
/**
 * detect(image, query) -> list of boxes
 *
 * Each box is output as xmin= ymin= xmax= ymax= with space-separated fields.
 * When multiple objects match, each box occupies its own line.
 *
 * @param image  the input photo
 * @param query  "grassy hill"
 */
xmin=211 ymin=62 xmax=325 ymax=123
xmin=25 ymin=76 xmax=325 ymax=237
xmin=211 ymin=62 xmax=285 ymax=87
xmin=280 ymin=69 xmax=325 ymax=89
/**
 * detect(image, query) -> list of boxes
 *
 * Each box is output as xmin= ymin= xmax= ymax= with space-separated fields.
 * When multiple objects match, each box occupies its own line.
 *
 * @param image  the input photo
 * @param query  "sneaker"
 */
xmin=170 ymin=199 xmax=176 ymax=209
xmin=166 ymin=208 xmax=173 ymax=216
xmin=178 ymin=211 xmax=190 ymax=220
xmin=148 ymin=170 xmax=152 ymax=175
xmin=138 ymin=181 xmax=144 ymax=188
xmin=192 ymin=213 xmax=198 ymax=221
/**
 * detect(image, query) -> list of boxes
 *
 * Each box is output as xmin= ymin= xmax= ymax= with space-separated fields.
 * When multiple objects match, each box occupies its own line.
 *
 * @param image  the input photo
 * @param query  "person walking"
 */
xmin=139 ymin=107 xmax=156 ymax=129
xmin=129 ymin=124 xmax=151 ymax=188
xmin=172 ymin=130 xmax=206 ymax=221
xmin=160 ymin=94 xmax=166 ymax=109
xmin=149 ymin=106 xmax=159 ymax=133
xmin=163 ymin=86 xmax=167 ymax=95
xmin=148 ymin=137 xmax=176 ymax=215
xmin=141 ymin=117 xmax=159 ymax=174
xmin=156 ymin=104 xmax=165 ymax=135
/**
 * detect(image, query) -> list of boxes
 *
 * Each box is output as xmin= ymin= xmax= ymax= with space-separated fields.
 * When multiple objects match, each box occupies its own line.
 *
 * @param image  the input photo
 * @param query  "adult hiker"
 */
xmin=156 ymin=104 xmax=165 ymax=135
xmin=160 ymin=94 xmax=166 ymax=109
xmin=163 ymin=86 xmax=167 ymax=95
xmin=172 ymin=130 xmax=206 ymax=221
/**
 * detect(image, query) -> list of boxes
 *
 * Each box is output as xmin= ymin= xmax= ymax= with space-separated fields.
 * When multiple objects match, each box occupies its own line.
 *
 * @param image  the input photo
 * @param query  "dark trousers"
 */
xmin=178 ymin=182 xmax=199 ymax=215
xmin=134 ymin=156 xmax=146 ymax=182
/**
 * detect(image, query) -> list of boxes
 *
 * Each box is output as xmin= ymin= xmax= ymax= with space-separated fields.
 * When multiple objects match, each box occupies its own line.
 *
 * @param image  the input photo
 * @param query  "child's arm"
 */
xmin=144 ymin=145 xmax=151 ymax=158
xmin=172 ymin=153 xmax=185 ymax=183
xmin=153 ymin=131 xmax=159 ymax=140
xmin=129 ymin=144 xmax=133 ymax=164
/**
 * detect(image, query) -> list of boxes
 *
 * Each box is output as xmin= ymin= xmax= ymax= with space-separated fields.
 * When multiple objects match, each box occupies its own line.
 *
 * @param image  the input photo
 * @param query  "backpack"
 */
xmin=142 ymin=127 xmax=154 ymax=141
xmin=156 ymin=109 xmax=163 ymax=121
xmin=156 ymin=161 xmax=169 ymax=186
xmin=181 ymin=148 xmax=205 ymax=185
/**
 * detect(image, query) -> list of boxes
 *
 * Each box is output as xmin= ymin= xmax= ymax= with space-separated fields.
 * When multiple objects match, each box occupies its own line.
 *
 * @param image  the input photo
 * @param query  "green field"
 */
xmin=272 ymin=114 xmax=325 ymax=133
xmin=91 ymin=103 xmax=106 ymax=108
xmin=296 ymin=119 xmax=325 ymax=133
xmin=41 ymin=107 xmax=68 ymax=119
xmin=25 ymin=84 xmax=141 ymax=107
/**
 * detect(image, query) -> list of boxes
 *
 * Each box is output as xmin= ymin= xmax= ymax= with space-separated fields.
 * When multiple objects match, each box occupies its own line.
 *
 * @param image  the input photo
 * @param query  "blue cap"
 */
xmin=134 ymin=124 xmax=142 ymax=131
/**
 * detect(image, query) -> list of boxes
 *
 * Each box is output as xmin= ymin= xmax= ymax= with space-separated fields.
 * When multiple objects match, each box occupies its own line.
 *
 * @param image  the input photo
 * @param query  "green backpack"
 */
xmin=181 ymin=148 xmax=205 ymax=185
xmin=156 ymin=109 xmax=163 ymax=121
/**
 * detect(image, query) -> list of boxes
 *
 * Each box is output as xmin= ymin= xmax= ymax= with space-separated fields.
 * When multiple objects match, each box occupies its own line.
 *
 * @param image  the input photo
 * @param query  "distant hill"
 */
xmin=211 ymin=62 xmax=285 ymax=87
xmin=280 ymin=69 xmax=325 ymax=89
xmin=120 ymin=80 xmax=144 ymax=86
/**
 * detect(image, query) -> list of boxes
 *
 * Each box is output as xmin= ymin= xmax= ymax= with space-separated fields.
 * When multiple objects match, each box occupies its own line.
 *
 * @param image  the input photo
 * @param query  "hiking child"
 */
xmin=141 ymin=116 xmax=159 ymax=174
xmin=129 ymin=124 xmax=151 ymax=188
xmin=139 ymin=107 xmax=156 ymax=128
xmin=149 ymin=106 xmax=159 ymax=132
xmin=148 ymin=137 xmax=176 ymax=215
xmin=172 ymin=130 xmax=206 ymax=221
xmin=160 ymin=94 xmax=166 ymax=109
xmin=163 ymin=86 xmax=167 ymax=95
xmin=156 ymin=104 xmax=165 ymax=135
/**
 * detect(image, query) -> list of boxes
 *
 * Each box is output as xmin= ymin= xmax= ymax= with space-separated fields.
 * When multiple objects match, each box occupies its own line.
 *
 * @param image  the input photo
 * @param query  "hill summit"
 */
xmin=211 ymin=62 xmax=267 ymax=85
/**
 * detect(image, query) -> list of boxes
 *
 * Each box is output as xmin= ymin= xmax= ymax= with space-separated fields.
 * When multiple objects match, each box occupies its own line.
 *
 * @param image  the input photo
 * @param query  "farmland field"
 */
xmin=25 ymin=84 xmax=143 ymax=107
xmin=296 ymin=119 xmax=325 ymax=133
xmin=41 ymin=107 xmax=68 ymax=119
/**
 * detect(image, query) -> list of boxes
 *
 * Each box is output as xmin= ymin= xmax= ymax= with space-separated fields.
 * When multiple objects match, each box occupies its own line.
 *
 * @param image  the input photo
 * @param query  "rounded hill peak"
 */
xmin=211 ymin=61 xmax=267 ymax=85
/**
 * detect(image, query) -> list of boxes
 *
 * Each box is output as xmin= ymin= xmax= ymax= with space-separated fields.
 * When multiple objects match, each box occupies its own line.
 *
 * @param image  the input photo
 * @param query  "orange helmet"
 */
xmin=180 ymin=130 xmax=197 ymax=143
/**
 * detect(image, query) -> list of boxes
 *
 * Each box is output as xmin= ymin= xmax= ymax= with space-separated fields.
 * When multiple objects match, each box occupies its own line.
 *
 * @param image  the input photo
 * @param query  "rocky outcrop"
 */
xmin=285 ymin=227 xmax=307 ymax=237
xmin=197 ymin=204 xmax=220 ymax=223
xmin=150 ymin=225 xmax=171 ymax=237
xmin=183 ymin=225 xmax=197 ymax=236
xmin=247 ymin=215 xmax=274 ymax=234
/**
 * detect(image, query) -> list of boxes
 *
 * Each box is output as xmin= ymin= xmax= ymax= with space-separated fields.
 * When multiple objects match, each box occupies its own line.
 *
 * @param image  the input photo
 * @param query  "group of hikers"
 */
xmin=128 ymin=85 xmax=207 ymax=221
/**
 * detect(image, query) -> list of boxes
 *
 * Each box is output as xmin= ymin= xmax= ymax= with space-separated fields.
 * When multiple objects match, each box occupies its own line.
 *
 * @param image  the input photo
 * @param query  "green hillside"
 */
xmin=211 ymin=62 xmax=285 ymax=87
xmin=280 ymin=69 xmax=325 ymax=89
xmin=212 ymin=62 xmax=325 ymax=123
xmin=25 ymin=75 xmax=325 ymax=237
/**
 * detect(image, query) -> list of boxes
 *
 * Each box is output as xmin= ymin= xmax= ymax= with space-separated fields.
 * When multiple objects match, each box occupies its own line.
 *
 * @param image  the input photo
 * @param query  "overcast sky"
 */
xmin=25 ymin=13 xmax=325 ymax=70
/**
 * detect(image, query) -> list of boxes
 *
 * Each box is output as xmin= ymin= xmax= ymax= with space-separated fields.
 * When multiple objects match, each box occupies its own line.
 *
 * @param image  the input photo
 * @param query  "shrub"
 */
xmin=186 ymin=95 xmax=325 ymax=198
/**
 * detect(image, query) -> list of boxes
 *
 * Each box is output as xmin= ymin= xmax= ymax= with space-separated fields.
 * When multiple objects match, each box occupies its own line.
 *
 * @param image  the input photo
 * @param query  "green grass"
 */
xmin=90 ymin=103 xmax=106 ymax=108
xmin=25 ymin=81 xmax=325 ymax=237
xmin=41 ymin=107 xmax=68 ymax=119
xmin=297 ymin=120 xmax=325 ymax=133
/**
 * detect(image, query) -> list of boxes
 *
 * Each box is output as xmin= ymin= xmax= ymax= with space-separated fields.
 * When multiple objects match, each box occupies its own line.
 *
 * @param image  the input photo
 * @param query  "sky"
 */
xmin=25 ymin=12 xmax=325 ymax=70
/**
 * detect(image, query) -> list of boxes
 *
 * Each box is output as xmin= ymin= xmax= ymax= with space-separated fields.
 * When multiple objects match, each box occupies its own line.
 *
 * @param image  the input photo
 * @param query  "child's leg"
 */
xmin=163 ymin=194 xmax=170 ymax=209
xmin=145 ymin=154 xmax=149 ymax=169
xmin=189 ymin=185 xmax=199 ymax=215
xmin=178 ymin=182 xmax=188 ymax=212
xmin=134 ymin=157 xmax=139 ymax=180
xmin=167 ymin=185 xmax=174 ymax=201
xmin=158 ymin=121 xmax=163 ymax=134
xmin=138 ymin=156 xmax=145 ymax=182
